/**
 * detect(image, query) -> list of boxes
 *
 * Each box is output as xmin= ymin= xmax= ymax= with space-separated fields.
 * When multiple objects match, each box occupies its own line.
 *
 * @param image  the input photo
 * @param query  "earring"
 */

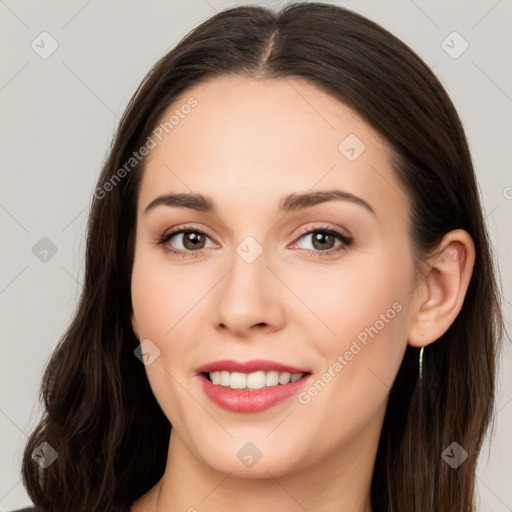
xmin=419 ymin=346 xmax=424 ymax=380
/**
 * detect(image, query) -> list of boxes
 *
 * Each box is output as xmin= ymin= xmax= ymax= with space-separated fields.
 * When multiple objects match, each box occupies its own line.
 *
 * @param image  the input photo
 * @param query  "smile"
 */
xmin=196 ymin=359 xmax=312 ymax=412
xmin=205 ymin=370 xmax=305 ymax=389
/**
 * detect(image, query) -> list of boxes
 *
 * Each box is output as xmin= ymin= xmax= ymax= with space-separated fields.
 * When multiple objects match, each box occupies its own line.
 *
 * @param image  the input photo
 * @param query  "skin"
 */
xmin=129 ymin=76 xmax=475 ymax=512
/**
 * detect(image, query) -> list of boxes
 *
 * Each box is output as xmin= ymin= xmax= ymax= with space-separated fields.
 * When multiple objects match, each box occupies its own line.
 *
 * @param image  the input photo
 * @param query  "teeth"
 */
xmin=247 ymin=371 xmax=266 ymax=390
xmin=278 ymin=372 xmax=291 ymax=384
xmin=230 ymin=372 xmax=247 ymax=389
xmin=265 ymin=371 xmax=279 ymax=387
xmin=208 ymin=370 xmax=305 ymax=389
xmin=219 ymin=371 xmax=230 ymax=387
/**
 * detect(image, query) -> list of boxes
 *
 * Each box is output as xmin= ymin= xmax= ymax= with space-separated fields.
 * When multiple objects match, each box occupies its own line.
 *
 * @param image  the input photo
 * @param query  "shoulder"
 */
xmin=10 ymin=507 xmax=39 ymax=512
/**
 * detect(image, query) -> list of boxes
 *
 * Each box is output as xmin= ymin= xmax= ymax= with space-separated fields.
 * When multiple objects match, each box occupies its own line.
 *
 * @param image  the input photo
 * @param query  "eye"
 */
xmin=154 ymin=225 xmax=215 ymax=258
xmin=291 ymin=225 xmax=354 ymax=258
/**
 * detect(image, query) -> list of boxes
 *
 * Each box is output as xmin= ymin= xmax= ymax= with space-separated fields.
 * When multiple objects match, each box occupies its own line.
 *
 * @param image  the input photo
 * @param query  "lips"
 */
xmin=196 ymin=359 xmax=311 ymax=375
xmin=195 ymin=359 xmax=313 ymax=413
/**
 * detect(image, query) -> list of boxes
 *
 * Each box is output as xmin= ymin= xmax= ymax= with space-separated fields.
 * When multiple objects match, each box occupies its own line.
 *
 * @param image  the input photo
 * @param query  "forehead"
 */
xmin=137 ymin=75 xmax=407 ymax=222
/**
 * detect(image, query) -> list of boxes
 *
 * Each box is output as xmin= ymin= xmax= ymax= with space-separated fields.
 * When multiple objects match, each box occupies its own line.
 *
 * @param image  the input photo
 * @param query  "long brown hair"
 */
xmin=21 ymin=3 xmax=504 ymax=511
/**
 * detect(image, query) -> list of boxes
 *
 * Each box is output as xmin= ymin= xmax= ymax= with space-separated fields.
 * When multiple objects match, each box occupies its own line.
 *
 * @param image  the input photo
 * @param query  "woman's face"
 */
xmin=131 ymin=76 xmax=420 ymax=478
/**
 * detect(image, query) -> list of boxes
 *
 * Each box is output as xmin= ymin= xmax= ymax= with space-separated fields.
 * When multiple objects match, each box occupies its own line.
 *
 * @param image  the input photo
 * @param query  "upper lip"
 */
xmin=196 ymin=359 xmax=311 ymax=375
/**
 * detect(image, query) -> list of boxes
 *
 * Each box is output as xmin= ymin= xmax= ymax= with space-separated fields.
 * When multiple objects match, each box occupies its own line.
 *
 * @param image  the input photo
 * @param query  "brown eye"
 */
xmin=156 ymin=226 xmax=215 ymax=257
xmin=309 ymin=231 xmax=337 ymax=251
xmin=178 ymin=231 xmax=207 ymax=250
xmin=293 ymin=227 xmax=354 ymax=257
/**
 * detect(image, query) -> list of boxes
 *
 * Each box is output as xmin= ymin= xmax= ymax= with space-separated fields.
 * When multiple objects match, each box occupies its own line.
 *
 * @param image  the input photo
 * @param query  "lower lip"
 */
xmin=199 ymin=373 xmax=312 ymax=413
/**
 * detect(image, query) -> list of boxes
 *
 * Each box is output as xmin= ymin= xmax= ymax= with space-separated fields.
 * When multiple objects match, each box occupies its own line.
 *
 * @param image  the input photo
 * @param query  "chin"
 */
xmin=194 ymin=436 xmax=307 ymax=479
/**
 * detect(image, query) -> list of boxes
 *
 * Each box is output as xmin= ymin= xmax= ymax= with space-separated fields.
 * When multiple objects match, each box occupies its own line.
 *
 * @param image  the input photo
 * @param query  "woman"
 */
xmin=16 ymin=2 xmax=503 ymax=511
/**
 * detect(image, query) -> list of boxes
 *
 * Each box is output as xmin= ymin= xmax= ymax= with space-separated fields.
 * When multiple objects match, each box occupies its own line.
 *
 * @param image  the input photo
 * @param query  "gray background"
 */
xmin=1 ymin=0 xmax=511 ymax=510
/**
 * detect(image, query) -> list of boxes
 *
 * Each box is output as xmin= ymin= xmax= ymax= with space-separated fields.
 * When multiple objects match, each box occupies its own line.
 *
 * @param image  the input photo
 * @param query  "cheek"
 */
xmin=131 ymin=251 xmax=203 ymax=339
xmin=291 ymin=253 xmax=409 ymax=351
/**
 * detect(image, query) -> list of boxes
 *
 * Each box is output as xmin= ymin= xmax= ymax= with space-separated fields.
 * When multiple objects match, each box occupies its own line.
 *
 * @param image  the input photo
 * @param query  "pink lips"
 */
xmin=196 ymin=359 xmax=312 ymax=413
xmin=196 ymin=359 xmax=311 ymax=375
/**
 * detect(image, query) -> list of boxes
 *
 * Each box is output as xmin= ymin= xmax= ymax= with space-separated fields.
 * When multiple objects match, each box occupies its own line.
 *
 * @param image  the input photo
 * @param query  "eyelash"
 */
xmin=154 ymin=224 xmax=354 ymax=259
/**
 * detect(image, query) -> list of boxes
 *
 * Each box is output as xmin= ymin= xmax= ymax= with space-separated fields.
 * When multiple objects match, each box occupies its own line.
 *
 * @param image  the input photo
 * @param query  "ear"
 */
xmin=131 ymin=310 xmax=140 ymax=341
xmin=408 ymin=229 xmax=475 ymax=348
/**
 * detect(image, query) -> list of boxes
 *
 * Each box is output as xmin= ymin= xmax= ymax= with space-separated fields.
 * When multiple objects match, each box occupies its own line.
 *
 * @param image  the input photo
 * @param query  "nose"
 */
xmin=213 ymin=244 xmax=286 ymax=338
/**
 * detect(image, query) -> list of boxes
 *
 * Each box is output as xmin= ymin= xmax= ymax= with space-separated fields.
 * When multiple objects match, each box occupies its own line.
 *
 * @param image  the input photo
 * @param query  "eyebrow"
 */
xmin=144 ymin=189 xmax=375 ymax=215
